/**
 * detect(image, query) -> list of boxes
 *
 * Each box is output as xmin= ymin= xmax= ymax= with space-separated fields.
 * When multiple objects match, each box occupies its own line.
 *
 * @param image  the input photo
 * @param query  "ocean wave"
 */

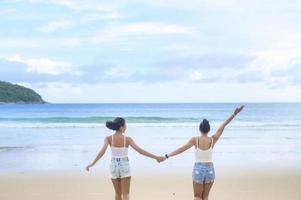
xmin=0 ymin=122 xmax=198 ymax=128
xmin=0 ymin=116 xmax=300 ymax=128
xmin=0 ymin=122 xmax=300 ymax=128
xmin=0 ymin=116 xmax=199 ymax=123
xmin=0 ymin=146 xmax=29 ymax=152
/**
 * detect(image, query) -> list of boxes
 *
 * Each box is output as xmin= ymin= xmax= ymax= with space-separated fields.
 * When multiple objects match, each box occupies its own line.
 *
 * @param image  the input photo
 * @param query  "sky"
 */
xmin=0 ymin=0 xmax=301 ymax=103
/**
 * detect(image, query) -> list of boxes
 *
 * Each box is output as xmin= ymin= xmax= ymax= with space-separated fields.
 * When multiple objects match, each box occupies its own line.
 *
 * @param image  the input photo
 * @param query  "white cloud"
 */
xmin=48 ymin=0 xmax=114 ymax=12
xmin=0 ymin=37 xmax=81 ymax=48
xmin=24 ymin=81 xmax=301 ymax=103
xmin=250 ymin=51 xmax=301 ymax=71
xmin=26 ymin=59 xmax=71 ymax=75
xmin=32 ymin=82 xmax=84 ymax=102
xmin=81 ymin=11 xmax=122 ymax=21
xmin=92 ymin=22 xmax=196 ymax=43
xmin=48 ymin=0 xmax=123 ymax=21
xmin=6 ymin=55 xmax=72 ymax=75
xmin=189 ymin=71 xmax=203 ymax=81
xmin=13 ymin=0 xmax=122 ymax=21
xmin=0 ymin=22 xmax=195 ymax=48
xmin=104 ymin=68 xmax=132 ymax=79
xmin=0 ymin=8 xmax=17 ymax=14
xmin=15 ymin=0 xmax=116 ymax=12
xmin=114 ymin=22 xmax=195 ymax=35
xmin=40 ymin=21 xmax=74 ymax=33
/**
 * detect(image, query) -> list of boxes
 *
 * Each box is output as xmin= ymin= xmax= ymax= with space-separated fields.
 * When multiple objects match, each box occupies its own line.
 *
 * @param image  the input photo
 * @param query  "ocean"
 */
xmin=0 ymin=103 xmax=300 ymax=173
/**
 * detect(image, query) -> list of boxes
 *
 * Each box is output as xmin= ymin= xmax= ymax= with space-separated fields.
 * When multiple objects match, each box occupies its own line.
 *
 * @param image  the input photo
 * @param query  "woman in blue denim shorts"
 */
xmin=164 ymin=105 xmax=244 ymax=200
xmin=86 ymin=117 xmax=165 ymax=200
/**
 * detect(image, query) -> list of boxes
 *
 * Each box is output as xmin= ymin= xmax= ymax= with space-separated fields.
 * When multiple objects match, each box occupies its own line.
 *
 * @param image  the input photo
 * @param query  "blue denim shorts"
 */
xmin=192 ymin=162 xmax=215 ymax=184
xmin=110 ymin=158 xmax=131 ymax=179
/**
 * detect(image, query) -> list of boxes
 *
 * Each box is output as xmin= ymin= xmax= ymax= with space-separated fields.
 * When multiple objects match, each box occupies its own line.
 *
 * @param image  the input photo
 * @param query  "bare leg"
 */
xmin=202 ymin=182 xmax=214 ymax=200
xmin=120 ymin=177 xmax=131 ymax=200
xmin=193 ymin=181 xmax=204 ymax=200
xmin=111 ymin=178 xmax=122 ymax=200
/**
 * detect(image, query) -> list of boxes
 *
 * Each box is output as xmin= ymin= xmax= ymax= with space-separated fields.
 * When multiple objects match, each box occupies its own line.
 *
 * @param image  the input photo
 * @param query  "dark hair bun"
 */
xmin=105 ymin=117 xmax=125 ymax=131
xmin=199 ymin=118 xmax=210 ymax=133
xmin=105 ymin=121 xmax=116 ymax=130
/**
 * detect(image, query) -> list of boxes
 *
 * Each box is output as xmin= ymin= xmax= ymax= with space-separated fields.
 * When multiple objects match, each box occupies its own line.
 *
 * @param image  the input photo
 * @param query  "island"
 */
xmin=0 ymin=81 xmax=46 ymax=104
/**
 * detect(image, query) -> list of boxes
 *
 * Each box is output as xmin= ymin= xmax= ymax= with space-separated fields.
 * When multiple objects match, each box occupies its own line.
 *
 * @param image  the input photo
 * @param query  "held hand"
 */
xmin=85 ymin=164 xmax=93 ymax=172
xmin=234 ymin=105 xmax=244 ymax=115
xmin=155 ymin=156 xmax=166 ymax=163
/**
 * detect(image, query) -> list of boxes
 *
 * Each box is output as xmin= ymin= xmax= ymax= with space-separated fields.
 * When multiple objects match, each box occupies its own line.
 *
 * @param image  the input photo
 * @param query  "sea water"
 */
xmin=0 ymin=103 xmax=300 ymax=173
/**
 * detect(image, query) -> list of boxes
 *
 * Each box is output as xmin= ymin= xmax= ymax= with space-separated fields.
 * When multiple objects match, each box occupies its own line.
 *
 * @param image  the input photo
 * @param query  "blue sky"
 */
xmin=0 ymin=0 xmax=301 ymax=103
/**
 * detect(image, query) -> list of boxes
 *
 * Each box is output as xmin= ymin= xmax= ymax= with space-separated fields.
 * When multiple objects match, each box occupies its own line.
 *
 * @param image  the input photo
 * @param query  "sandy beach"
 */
xmin=1 ymin=168 xmax=301 ymax=200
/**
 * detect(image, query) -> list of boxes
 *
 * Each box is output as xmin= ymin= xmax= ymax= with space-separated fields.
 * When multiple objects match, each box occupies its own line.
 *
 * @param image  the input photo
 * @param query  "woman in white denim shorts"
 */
xmin=164 ymin=105 xmax=244 ymax=200
xmin=86 ymin=117 xmax=165 ymax=200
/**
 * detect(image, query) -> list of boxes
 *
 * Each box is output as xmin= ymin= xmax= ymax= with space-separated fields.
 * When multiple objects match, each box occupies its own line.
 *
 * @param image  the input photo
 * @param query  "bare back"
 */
xmin=108 ymin=134 xmax=129 ymax=148
xmin=195 ymin=136 xmax=214 ymax=150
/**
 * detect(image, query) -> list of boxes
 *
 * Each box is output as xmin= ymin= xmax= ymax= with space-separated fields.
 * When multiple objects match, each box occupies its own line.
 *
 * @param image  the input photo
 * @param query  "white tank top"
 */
xmin=195 ymin=136 xmax=214 ymax=163
xmin=110 ymin=135 xmax=128 ymax=158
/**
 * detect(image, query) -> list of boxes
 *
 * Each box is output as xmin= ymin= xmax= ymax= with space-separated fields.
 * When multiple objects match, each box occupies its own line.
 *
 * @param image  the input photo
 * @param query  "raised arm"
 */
xmin=86 ymin=137 xmax=109 ymax=171
xmin=212 ymin=105 xmax=244 ymax=145
xmin=128 ymin=137 xmax=164 ymax=162
xmin=166 ymin=137 xmax=195 ymax=158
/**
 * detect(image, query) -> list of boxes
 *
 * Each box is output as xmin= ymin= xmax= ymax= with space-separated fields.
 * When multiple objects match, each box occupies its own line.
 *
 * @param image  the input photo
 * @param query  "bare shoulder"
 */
xmin=105 ymin=135 xmax=112 ymax=144
xmin=189 ymin=137 xmax=196 ymax=144
xmin=126 ymin=136 xmax=134 ymax=147
xmin=126 ymin=136 xmax=133 ymax=143
xmin=210 ymin=135 xmax=217 ymax=147
xmin=211 ymin=134 xmax=217 ymax=141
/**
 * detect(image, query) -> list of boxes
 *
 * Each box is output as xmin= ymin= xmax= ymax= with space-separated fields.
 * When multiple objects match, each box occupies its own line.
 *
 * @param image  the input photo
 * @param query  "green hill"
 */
xmin=0 ymin=81 xmax=46 ymax=104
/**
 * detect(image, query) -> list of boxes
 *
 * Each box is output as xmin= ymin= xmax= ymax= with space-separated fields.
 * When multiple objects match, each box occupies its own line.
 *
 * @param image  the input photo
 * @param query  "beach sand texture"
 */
xmin=1 ymin=170 xmax=301 ymax=200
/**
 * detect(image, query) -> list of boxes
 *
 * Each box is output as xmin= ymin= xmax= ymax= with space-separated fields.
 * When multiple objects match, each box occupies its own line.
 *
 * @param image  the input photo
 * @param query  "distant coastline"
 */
xmin=0 ymin=81 xmax=46 ymax=104
xmin=0 ymin=101 xmax=49 ymax=104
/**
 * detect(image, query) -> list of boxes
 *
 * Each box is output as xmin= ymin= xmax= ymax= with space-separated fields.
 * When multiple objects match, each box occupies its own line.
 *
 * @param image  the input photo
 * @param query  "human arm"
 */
xmin=86 ymin=137 xmax=109 ymax=171
xmin=128 ymin=137 xmax=165 ymax=162
xmin=165 ymin=137 xmax=195 ymax=158
xmin=212 ymin=105 xmax=244 ymax=145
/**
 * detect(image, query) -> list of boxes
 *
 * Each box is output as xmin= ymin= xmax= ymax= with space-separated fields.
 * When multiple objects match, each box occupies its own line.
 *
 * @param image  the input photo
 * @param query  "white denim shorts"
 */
xmin=110 ymin=158 xmax=131 ymax=179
